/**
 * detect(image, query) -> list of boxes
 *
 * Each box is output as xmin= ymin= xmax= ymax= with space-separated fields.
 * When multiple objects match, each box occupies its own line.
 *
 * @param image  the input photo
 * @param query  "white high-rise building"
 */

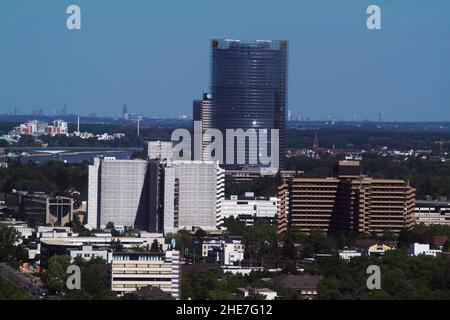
xmin=87 ymin=157 xmax=150 ymax=230
xmin=163 ymin=160 xmax=224 ymax=233
xmin=146 ymin=141 xmax=173 ymax=164
xmin=87 ymin=158 xmax=101 ymax=229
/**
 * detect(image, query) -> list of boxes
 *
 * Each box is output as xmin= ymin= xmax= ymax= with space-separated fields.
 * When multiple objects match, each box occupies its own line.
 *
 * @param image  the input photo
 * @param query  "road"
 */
xmin=0 ymin=262 xmax=48 ymax=298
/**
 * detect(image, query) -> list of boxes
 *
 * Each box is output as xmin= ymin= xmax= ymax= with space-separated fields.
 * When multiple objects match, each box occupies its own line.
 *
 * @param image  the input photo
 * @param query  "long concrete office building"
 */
xmin=88 ymin=143 xmax=225 ymax=234
xmin=111 ymin=250 xmax=180 ymax=298
xmin=87 ymin=157 xmax=155 ymax=231
xmin=278 ymin=161 xmax=416 ymax=235
xmin=163 ymin=160 xmax=225 ymax=233
xmin=414 ymin=200 xmax=450 ymax=226
xmin=6 ymin=190 xmax=73 ymax=226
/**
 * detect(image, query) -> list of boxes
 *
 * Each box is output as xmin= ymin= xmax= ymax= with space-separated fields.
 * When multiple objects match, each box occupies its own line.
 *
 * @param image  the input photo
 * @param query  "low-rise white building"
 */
xmin=236 ymin=288 xmax=278 ymax=300
xmin=414 ymin=200 xmax=450 ymax=226
xmin=110 ymin=250 xmax=180 ymax=298
xmin=39 ymin=233 xmax=166 ymax=250
xmin=194 ymin=237 xmax=245 ymax=265
xmin=219 ymin=193 xmax=279 ymax=227
xmin=338 ymin=249 xmax=362 ymax=260
xmin=223 ymin=240 xmax=245 ymax=265
xmin=222 ymin=266 xmax=265 ymax=275
xmin=13 ymin=226 xmax=34 ymax=239
xmin=69 ymin=245 xmax=110 ymax=263
xmin=408 ymin=243 xmax=442 ymax=257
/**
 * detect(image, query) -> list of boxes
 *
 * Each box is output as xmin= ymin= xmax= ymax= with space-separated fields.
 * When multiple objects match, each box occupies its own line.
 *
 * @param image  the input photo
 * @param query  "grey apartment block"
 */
xmin=87 ymin=158 xmax=152 ymax=230
xmin=87 ymin=158 xmax=100 ymax=229
xmin=88 ymin=157 xmax=223 ymax=235
xmin=145 ymin=141 xmax=173 ymax=163
xmin=163 ymin=161 xmax=224 ymax=233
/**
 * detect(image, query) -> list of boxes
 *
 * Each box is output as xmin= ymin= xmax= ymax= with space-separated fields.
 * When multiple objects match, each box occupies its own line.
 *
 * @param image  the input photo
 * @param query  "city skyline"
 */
xmin=0 ymin=1 xmax=449 ymax=121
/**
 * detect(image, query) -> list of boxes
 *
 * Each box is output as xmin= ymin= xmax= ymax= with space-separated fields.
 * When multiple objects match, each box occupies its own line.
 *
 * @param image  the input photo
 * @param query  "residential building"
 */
xmin=9 ymin=119 xmax=68 ymax=137
xmin=431 ymin=235 xmax=449 ymax=249
xmin=192 ymin=236 xmax=244 ymax=265
xmin=46 ymin=120 xmax=69 ymax=136
xmin=207 ymin=239 xmax=245 ymax=266
xmin=414 ymin=200 xmax=450 ymax=226
xmin=278 ymin=161 xmax=416 ymax=235
xmin=272 ymin=275 xmax=323 ymax=300
xmin=126 ymin=286 xmax=175 ymax=300
xmin=222 ymin=240 xmax=245 ymax=265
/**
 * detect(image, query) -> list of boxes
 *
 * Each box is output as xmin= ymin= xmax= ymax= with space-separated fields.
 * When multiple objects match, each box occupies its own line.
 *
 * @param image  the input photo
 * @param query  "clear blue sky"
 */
xmin=0 ymin=0 xmax=449 ymax=121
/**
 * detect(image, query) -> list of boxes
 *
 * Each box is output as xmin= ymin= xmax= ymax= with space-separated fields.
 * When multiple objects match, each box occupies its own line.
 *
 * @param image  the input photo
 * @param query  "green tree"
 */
xmin=166 ymin=230 xmax=192 ymax=258
xmin=150 ymin=239 xmax=161 ymax=252
xmin=105 ymin=221 xmax=115 ymax=230
xmin=65 ymin=257 xmax=117 ymax=300
xmin=181 ymin=270 xmax=220 ymax=300
xmin=244 ymin=220 xmax=279 ymax=266
xmin=111 ymin=239 xmax=124 ymax=252
xmin=43 ymin=255 xmax=71 ymax=294
xmin=0 ymin=227 xmax=23 ymax=265
xmin=222 ymin=217 xmax=246 ymax=236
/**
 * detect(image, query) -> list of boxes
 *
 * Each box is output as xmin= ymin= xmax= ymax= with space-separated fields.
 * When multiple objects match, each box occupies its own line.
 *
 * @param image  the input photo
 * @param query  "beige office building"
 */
xmin=111 ymin=250 xmax=180 ymax=298
xmin=278 ymin=161 xmax=416 ymax=235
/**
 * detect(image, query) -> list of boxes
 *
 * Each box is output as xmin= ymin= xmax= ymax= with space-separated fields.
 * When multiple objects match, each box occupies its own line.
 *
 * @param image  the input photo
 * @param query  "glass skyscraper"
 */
xmin=210 ymin=39 xmax=288 ymax=170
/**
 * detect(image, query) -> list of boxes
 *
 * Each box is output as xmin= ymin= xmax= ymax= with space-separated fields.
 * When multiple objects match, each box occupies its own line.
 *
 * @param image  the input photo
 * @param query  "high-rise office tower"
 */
xmin=193 ymin=93 xmax=214 ymax=161
xmin=145 ymin=141 xmax=173 ymax=164
xmin=210 ymin=39 xmax=288 ymax=170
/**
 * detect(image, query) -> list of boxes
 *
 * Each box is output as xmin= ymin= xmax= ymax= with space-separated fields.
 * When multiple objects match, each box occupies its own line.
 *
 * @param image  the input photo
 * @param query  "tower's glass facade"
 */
xmin=210 ymin=39 xmax=287 ymax=169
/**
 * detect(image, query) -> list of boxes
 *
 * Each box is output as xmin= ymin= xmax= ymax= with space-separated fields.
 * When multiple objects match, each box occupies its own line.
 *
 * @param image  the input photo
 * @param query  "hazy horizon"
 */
xmin=0 ymin=0 xmax=449 ymax=121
